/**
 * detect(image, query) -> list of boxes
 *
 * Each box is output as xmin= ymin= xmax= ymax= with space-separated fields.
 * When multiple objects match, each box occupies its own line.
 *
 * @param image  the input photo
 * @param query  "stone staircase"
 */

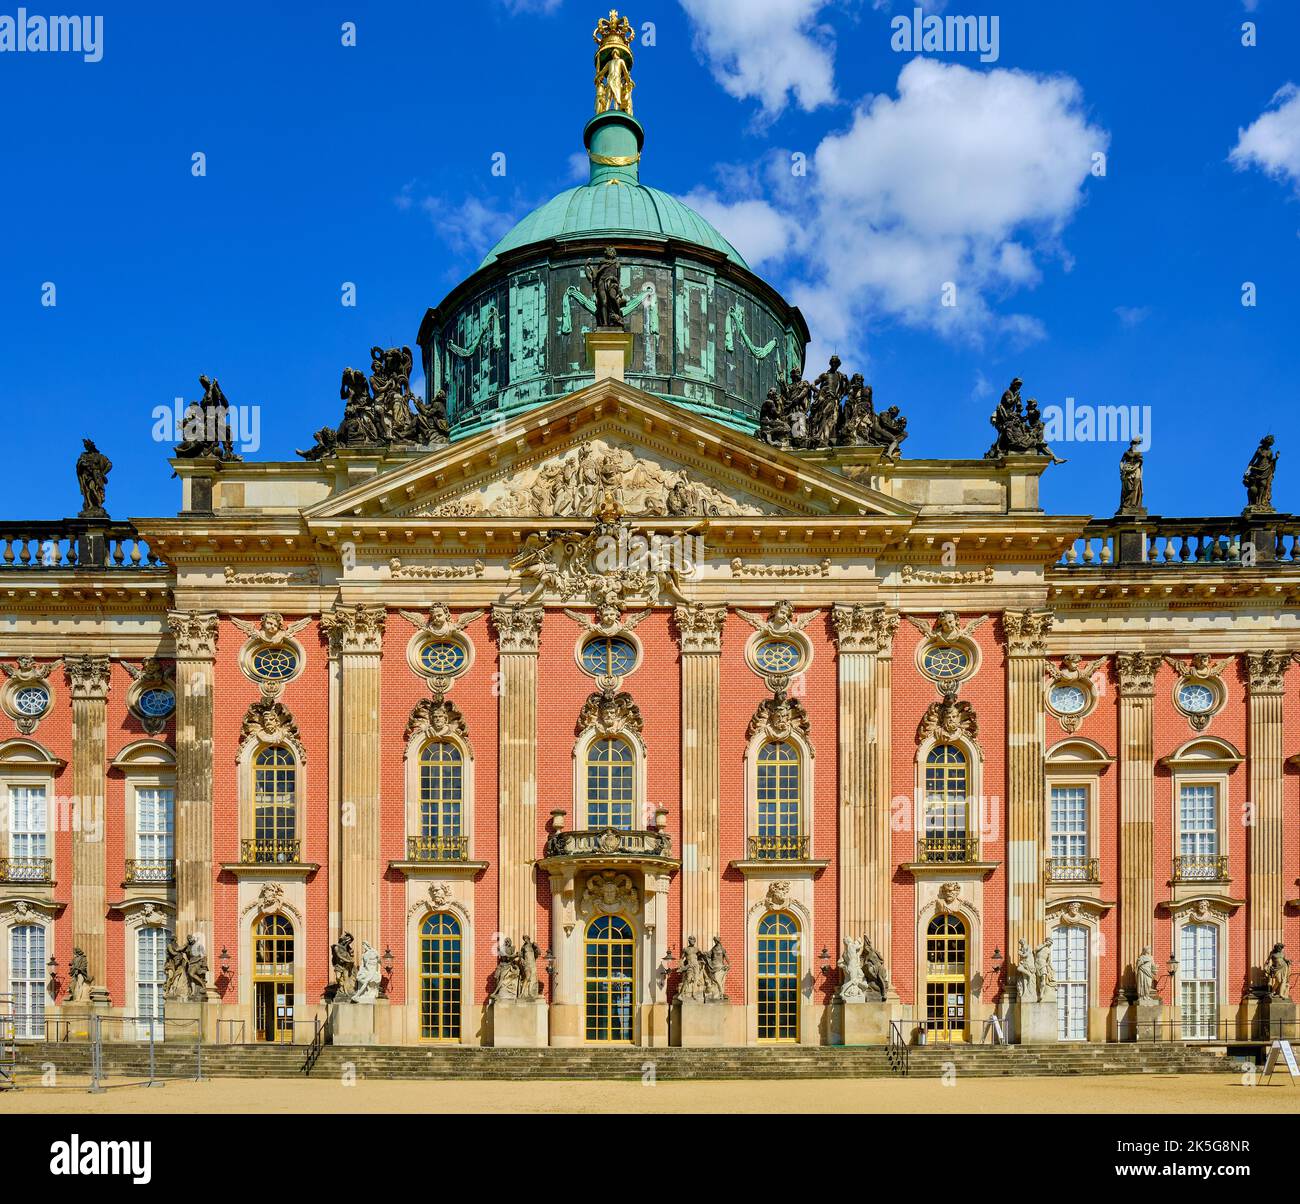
xmin=13 ymin=1040 xmax=1242 ymax=1083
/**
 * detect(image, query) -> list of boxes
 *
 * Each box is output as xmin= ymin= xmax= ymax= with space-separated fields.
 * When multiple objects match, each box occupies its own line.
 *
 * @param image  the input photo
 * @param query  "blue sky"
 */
xmin=0 ymin=0 xmax=1297 ymax=522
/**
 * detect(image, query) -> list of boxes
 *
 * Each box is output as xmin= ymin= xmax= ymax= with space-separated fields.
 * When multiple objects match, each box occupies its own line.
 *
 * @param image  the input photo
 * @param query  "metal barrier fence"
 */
xmin=1129 ymin=1015 xmax=1300 ymax=1044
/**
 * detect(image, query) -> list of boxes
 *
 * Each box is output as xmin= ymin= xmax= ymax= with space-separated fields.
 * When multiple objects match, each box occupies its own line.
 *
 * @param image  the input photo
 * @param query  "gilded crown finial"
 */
xmin=593 ymin=9 xmax=636 ymax=115
xmin=594 ymin=9 xmax=635 ymax=50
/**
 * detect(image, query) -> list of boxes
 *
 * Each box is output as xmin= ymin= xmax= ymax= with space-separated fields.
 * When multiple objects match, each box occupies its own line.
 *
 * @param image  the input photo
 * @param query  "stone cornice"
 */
xmin=167 ymin=610 xmax=219 ymax=660
xmin=672 ymin=603 xmax=726 ymax=653
xmin=830 ymin=603 xmax=899 ymax=654
xmin=320 ymin=602 xmax=385 ymax=655
xmin=491 ymin=604 xmax=543 ymax=653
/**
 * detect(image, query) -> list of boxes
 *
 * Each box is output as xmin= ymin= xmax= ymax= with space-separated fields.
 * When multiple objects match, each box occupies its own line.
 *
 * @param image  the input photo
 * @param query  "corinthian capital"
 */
xmin=1116 ymin=651 xmax=1160 ymax=697
xmin=491 ymin=604 xmax=543 ymax=654
xmin=64 ymin=654 xmax=110 ymax=701
xmin=1002 ymin=609 xmax=1053 ymax=656
xmin=831 ymin=604 xmax=899 ymax=654
xmin=320 ymin=603 xmax=386 ymax=654
xmin=1246 ymin=650 xmax=1291 ymax=696
xmin=167 ymin=610 xmax=219 ymax=660
xmin=672 ymin=603 xmax=726 ymax=653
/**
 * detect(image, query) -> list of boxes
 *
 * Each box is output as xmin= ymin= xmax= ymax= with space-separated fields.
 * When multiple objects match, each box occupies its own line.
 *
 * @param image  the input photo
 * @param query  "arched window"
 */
xmin=756 ymin=741 xmax=801 ymax=859
xmin=586 ymin=737 xmax=634 ymax=830
xmin=419 ymin=742 xmax=464 ymax=858
xmin=1053 ymin=924 xmax=1088 ymax=1041
xmin=585 ymin=914 xmax=634 ymax=1042
xmin=924 ymin=914 xmax=967 ymax=1042
xmin=252 ymin=746 xmax=296 ymax=862
xmin=420 ymin=913 xmax=462 ymax=1042
xmin=252 ymin=913 xmax=294 ymax=1043
xmin=756 ymin=911 xmax=800 ymax=1042
xmin=9 ymin=923 xmax=45 ymax=1039
xmin=923 ymin=745 xmax=968 ymax=861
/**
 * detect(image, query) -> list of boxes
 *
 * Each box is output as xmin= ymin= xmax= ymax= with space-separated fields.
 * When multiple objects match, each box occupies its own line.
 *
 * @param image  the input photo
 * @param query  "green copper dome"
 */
xmin=480 ymin=113 xmax=749 ymax=271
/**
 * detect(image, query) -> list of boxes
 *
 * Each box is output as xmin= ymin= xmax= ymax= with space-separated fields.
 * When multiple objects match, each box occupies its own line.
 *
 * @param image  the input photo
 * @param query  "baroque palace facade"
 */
xmin=2 ymin=11 xmax=1298 ymax=1051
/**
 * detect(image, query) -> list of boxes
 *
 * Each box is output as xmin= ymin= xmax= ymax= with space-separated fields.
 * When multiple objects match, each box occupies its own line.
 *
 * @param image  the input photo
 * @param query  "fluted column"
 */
xmin=1116 ymin=651 xmax=1159 ymax=1000
xmin=831 ymin=604 xmax=898 ymax=953
xmin=1003 ymin=610 xmax=1053 ymax=975
xmin=65 ymin=655 xmax=110 ymax=1001
xmin=1246 ymin=652 xmax=1290 ymax=994
xmin=167 ymin=611 xmax=219 ymax=969
xmin=491 ymin=605 xmax=543 ymax=943
xmin=673 ymin=604 xmax=726 ymax=944
xmin=321 ymin=604 xmax=386 ymax=955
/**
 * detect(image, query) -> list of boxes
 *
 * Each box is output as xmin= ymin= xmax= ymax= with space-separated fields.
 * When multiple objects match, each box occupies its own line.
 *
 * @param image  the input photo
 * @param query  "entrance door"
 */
xmin=252 ymin=913 xmax=295 ymax=1042
xmin=757 ymin=911 xmax=800 ymax=1042
xmin=419 ymin=913 xmax=462 ymax=1042
xmin=925 ymin=914 xmax=967 ymax=1042
xmin=585 ymin=915 xmax=634 ymax=1042
xmin=1054 ymin=925 xmax=1088 ymax=1041
xmin=9 ymin=924 xmax=44 ymax=1039
xmin=136 ymin=926 xmax=168 ymax=1041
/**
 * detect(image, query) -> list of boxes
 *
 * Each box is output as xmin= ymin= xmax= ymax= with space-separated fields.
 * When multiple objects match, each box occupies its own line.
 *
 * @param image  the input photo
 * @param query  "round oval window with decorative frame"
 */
xmin=12 ymin=684 xmax=50 ymax=718
xmin=1047 ymin=683 xmax=1091 ymax=717
xmin=578 ymin=635 xmax=640 ymax=679
xmin=1174 ymin=677 xmax=1223 ymax=725
xmin=249 ymin=645 xmax=300 ymax=682
xmin=745 ymin=632 xmax=813 ymax=682
xmin=916 ymin=638 xmax=979 ymax=685
xmin=137 ymin=687 xmax=176 ymax=718
xmin=405 ymin=630 xmax=475 ymax=683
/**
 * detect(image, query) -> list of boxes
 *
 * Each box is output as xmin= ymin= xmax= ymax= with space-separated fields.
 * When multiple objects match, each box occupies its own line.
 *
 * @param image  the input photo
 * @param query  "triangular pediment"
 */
xmin=303 ymin=379 xmax=918 ymax=523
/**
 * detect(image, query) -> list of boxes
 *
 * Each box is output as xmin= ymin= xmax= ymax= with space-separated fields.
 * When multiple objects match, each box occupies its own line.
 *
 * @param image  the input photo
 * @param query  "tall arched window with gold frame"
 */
xmin=584 ymin=914 xmax=634 ymax=1042
xmin=757 ymin=911 xmax=800 ymax=1042
xmin=924 ymin=913 xmax=967 ymax=1042
xmin=923 ymin=744 xmax=968 ymax=862
xmin=418 ymin=741 xmax=464 ymax=860
xmin=252 ymin=745 xmax=297 ymax=863
xmin=419 ymin=912 xmax=462 ymax=1042
xmin=586 ymin=737 xmax=634 ymax=830
xmin=252 ymin=912 xmax=295 ymax=1043
xmin=756 ymin=741 xmax=801 ymax=860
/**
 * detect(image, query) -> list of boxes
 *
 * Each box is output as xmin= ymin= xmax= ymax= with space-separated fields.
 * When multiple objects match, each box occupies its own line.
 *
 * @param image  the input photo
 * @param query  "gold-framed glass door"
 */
xmin=925 ymin=914 xmax=967 ymax=1042
xmin=757 ymin=911 xmax=800 ymax=1042
xmin=585 ymin=914 xmax=634 ymax=1042
xmin=419 ymin=912 xmax=462 ymax=1042
xmin=252 ymin=913 xmax=295 ymax=1043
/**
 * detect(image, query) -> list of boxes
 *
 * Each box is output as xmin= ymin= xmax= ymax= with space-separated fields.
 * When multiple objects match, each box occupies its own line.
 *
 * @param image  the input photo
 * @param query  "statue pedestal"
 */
xmin=490 ymin=998 xmax=548 ymax=1048
xmin=1126 ymin=1000 xmax=1162 ymax=1042
xmin=62 ymin=998 xmax=111 ymax=1042
xmin=836 ymin=999 xmax=893 ymax=1046
xmin=1260 ymin=996 xmax=1296 ymax=1041
xmin=329 ymin=1001 xmax=378 ymax=1046
xmin=673 ymin=1000 xmax=730 ymax=1047
xmin=1012 ymin=1000 xmax=1059 ymax=1045
xmin=585 ymin=330 xmax=634 ymax=384
xmin=163 ymin=1001 xmax=208 ymax=1044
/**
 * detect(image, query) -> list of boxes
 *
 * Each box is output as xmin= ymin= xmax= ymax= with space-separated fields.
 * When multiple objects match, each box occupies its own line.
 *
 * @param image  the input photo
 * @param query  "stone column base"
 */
xmin=1260 ymin=996 xmax=1297 ymax=1041
xmin=834 ymin=999 xmax=895 ymax=1046
xmin=1012 ymin=999 xmax=1059 ymax=1044
xmin=163 ymin=1001 xmax=209 ymax=1044
xmin=673 ymin=1000 xmax=732 ymax=1047
xmin=491 ymin=998 xmax=549 ymax=1048
xmin=585 ymin=330 xmax=634 ymax=383
xmin=1124 ymin=999 xmax=1162 ymax=1042
xmin=329 ymin=1001 xmax=379 ymax=1046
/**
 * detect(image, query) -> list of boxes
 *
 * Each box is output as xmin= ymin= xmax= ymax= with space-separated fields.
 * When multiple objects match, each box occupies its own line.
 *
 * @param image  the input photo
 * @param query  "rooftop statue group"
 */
xmin=835 ymin=934 xmax=892 ymax=1003
xmin=758 ymin=356 xmax=909 ymax=460
xmin=676 ymin=936 xmax=731 ymax=1002
xmin=984 ymin=377 xmax=1065 ymax=463
xmin=174 ymin=374 xmax=243 ymax=462
xmin=298 ymin=345 xmax=450 ymax=460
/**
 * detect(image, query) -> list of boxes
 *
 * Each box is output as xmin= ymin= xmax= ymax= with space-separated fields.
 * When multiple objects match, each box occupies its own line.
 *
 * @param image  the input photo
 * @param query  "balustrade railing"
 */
xmin=240 ymin=838 xmax=301 ymax=865
xmin=406 ymin=834 xmax=469 ymax=862
xmin=1046 ymin=855 xmax=1100 ymax=883
xmin=1057 ymin=515 xmax=1298 ymax=570
xmin=747 ymin=834 xmax=810 ymax=861
xmin=0 ymin=520 xmax=164 ymax=571
xmin=125 ymin=858 xmax=175 ymax=884
xmin=1172 ymin=854 xmax=1230 ymax=882
xmin=0 ymin=856 xmax=53 ymax=883
xmin=915 ymin=835 xmax=980 ymax=864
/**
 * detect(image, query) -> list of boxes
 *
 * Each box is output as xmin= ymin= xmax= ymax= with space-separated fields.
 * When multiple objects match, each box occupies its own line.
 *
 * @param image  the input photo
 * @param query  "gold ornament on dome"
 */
xmin=593 ymin=9 xmax=636 ymax=115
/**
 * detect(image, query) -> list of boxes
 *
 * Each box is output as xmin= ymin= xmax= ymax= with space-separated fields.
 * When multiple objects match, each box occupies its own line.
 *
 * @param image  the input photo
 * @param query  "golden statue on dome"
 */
xmin=594 ymin=9 xmax=636 ymax=115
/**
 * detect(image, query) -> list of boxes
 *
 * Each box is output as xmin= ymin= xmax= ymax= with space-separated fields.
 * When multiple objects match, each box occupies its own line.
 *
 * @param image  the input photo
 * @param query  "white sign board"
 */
xmin=1263 ymin=1039 xmax=1299 ymax=1083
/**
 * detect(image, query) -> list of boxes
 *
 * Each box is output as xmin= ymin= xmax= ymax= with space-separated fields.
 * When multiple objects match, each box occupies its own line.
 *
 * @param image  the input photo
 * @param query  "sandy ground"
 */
xmin=2 ymin=1072 xmax=1298 ymax=1113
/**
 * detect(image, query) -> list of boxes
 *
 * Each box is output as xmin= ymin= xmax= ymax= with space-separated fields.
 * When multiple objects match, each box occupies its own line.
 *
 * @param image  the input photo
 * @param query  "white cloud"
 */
xmin=397 ymin=183 xmax=531 ymax=258
xmin=1230 ymin=83 xmax=1300 ymax=196
xmin=1115 ymin=305 xmax=1150 ymax=328
xmin=678 ymin=0 xmax=838 ymax=119
xmin=498 ymin=0 xmax=563 ymax=13
xmin=691 ymin=58 xmax=1106 ymax=355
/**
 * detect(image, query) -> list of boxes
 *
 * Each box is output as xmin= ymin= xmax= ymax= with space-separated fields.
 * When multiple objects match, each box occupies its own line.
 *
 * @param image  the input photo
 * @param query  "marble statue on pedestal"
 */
xmin=1034 ymin=937 xmax=1056 ymax=1003
xmin=68 ymin=947 xmax=93 ymax=1003
xmin=678 ymin=936 xmax=708 ymax=1003
xmin=1134 ymin=946 xmax=1159 ymax=1002
xmin=1014 ymin=938 xmax=1037 ymax=1003
xmin=861 ymin=935 xmax=890 ymax=1002
xmin=1265 ymin=943 xmax=1291 ymax=999
xmin=836 ymin=937 xmax=867 ymax=1003
xmin=705 ymin=938 xmax=730 ymax=1001
xmin=352 ymin=942 xmax=381 ymax=1003
xmin=331 ymin=932 xmax=357 ymax=1002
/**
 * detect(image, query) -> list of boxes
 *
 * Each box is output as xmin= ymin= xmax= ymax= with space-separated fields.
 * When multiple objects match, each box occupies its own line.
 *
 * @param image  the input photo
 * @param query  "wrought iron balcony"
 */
xmin=406 ymin=834 xmax=469 ymax=862
xmin=916 ymin=835 xmax=980 ymax=864
xmin=544 ymin=826 xmax=673 ymax=861
xmin=240 ymin=838 xmax=301 ymax=865
xmin=125 ymin=858 xmax=175 ymax=884
xmin=1173 ymin=854 xmax=1229 ymax=882
xmin=1046 ymin=855 xmax=1100 ymax=883
xmin=0 ymin=856 xmax=52 ymax=883
xmin=747 ymin=834 xmax=810 ymax=861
